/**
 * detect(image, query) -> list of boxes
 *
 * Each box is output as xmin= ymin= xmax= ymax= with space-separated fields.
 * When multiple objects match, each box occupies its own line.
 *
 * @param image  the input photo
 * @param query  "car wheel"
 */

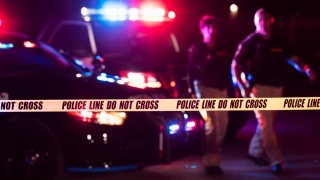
xmin=0 ymin=116 xmax=65 ymax=180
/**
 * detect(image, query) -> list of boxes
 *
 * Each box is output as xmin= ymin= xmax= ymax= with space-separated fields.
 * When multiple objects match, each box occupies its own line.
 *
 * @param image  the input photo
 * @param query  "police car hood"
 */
xmin=102 ymin=54 xmax=172 ymax=75
xmin=69 ymin=75 xmax=160 ymax=99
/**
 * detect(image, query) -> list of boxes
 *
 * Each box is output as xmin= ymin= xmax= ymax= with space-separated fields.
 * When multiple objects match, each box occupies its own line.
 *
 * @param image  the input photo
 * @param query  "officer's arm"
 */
xmin=287 ymin=56 xmax=318 ymax=81
xmin=187 ymin=46 xmax=197 ymax=97
xmin=231 ymin=61 xmax=251 ymax=97
xmin=231 ymin=43 xmax=251 ymax=97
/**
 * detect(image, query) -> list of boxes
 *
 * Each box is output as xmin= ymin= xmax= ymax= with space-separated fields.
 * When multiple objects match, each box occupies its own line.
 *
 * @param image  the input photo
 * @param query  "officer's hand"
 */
xmin=240 ymin=87 xmax=251 ymax=98
xmin=306 ymin=68 xmax=318 ymax=82
xmin=189 ymin=93 xmax=196 ymax=98
xmin=188 ymin=88 xmax=196 ymax=98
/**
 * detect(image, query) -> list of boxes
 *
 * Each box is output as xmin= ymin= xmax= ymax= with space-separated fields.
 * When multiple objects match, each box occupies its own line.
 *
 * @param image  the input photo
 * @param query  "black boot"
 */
xmin=247 ymin=154 xmax=270 ymax=166
xmin=272 ymin=163 xmax=283 ymax=175
xmin=204 ymin=166 xmax=224 ymax=176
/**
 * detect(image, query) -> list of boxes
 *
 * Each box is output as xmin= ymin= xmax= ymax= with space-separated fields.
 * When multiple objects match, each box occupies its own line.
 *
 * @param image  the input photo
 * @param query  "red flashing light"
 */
xmin=185 ymin=120 xmax=197 ymax=131
xmin=67 ymin=111 xmax=127 ymax=125
xmin=271 ymin=17 xmax=276 ymax=24
xmin=119 ymin=71 xmax=161 ymax=89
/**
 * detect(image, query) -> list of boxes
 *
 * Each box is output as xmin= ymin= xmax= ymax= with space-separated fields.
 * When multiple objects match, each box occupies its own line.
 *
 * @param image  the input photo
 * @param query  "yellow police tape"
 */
xmin=0 ymin=97 xmax=319 ymax=112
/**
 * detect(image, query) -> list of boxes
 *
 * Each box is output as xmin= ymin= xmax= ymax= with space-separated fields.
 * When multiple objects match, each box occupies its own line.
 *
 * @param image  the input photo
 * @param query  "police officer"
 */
xmin=188 ymin=15 xmax=232 ymax=176
xmin=231 ymin=8 xmax=317 ymax=175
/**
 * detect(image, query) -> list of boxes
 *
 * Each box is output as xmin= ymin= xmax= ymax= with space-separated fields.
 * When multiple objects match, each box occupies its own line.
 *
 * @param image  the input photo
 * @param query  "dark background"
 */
xmin=0 ymin=2 xmax=319 ymax=179
xmin=1 ymin=0 xmax=319 ymax=34
xmin=1 ymin=0 xmax=320 ymax=66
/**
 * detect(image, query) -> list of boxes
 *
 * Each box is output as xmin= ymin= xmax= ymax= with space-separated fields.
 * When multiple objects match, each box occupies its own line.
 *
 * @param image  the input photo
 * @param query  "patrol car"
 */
xmin=0 ymin=31 xmax=191 ymax=180
xmin=38 ymin=1 xmax=205 ymax=156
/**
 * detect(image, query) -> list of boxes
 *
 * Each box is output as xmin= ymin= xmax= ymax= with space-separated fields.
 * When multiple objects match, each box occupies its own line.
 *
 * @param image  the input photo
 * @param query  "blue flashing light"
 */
xmin=101 ymin=2 xmax=128 ymax=21
xmin=169 ymin=124 xmax=180 ymax=134
xmin=186 ymin=164 xmax=199 ymax=169
xmin=0 ymin=43 xmax=14 ymax=49
xmin=96 ymin=55 xmax=102 ymax=60
xmin=169 ymin=124 xmax=179 ymax=131
xmin=288 ymin=59 xmax=304 ymax=73
xmin=97 ymin=73 xmax=116 ymax=83
xmin=74 ymin=59 xmax=83 ymax=65
xmin=73 ymin=59 xmax=88 ymax=69
xmin=190 ymin=164 xmax=198 ymax=169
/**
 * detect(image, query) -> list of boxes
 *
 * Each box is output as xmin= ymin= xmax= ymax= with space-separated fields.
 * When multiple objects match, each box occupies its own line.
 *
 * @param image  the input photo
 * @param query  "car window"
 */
xmin=92 ymin=22 xmax=180 ymax=66
xmin=50 ymin=24 xmax=93 ymax=58
xmin=0 ymin=46 xmax=61 ymax=77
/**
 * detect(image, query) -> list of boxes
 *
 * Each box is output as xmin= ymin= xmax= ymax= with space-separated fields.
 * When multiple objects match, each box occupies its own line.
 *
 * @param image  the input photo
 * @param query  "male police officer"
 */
xmin=231 ymin=8 xmax=317 ymax=175
xmin=188 ymin=15 xmax=232 ymax=176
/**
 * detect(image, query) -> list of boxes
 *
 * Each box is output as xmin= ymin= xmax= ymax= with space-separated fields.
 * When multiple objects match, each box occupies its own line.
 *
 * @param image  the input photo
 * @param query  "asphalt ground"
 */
xmin=67 ymin=110 xmax=320 ymax=180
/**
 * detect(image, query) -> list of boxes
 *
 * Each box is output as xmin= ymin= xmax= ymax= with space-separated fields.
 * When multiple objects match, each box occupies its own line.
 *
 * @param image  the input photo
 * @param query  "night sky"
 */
xmin=2 ymin=0 xmax=319 ymax=22
xmin=1 ymin=0 xmax=320 ymax=59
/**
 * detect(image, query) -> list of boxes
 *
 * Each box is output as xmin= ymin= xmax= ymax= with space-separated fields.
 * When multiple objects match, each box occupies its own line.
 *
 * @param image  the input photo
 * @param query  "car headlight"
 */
xmin=68 ymin=111 xmax=127 ymax=126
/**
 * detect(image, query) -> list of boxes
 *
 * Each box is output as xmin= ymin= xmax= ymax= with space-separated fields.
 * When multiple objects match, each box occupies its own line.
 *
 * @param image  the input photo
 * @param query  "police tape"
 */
xmin=0 ymin=97 xmax=320 ymax=112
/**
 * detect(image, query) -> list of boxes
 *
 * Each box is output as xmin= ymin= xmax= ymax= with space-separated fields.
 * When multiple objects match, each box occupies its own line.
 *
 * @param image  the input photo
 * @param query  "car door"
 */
xmin=0 ymin=45 xmax=70 ymax=100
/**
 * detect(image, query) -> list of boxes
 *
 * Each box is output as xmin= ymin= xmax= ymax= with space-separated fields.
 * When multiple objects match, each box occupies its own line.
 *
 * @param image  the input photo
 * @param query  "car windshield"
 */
xmin=39 ymin=42 xmax=92 ymax=76
xmin=0 ymin=34 xmax=91 ymax=77
xmin=92 ymin=21 xmax=181 ymax=67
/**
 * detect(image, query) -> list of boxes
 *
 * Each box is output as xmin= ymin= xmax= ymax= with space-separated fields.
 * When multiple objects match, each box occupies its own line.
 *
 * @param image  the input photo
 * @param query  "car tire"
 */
xmin=0 ymin=116 xmax=65 ymax=180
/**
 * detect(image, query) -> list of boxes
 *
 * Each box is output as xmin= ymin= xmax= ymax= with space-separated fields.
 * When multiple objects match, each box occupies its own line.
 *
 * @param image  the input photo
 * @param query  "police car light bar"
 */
xmin=81 ymin=5 xmax=175 ymax=22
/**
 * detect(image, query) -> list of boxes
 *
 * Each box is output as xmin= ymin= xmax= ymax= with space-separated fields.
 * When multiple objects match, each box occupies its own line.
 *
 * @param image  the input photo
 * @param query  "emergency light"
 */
xmin=81 ymin=3 xmax=175 ymax=22
xmin=119 ymin=71 xmax=162 ymax=89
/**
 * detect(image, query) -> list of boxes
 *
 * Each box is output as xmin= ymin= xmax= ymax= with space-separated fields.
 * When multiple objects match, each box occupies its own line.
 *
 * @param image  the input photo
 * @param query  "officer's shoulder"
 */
xmin=238 ymin=33 xmax=258 ymax=48
xmin=242 ymin=33 xmax=257 ymax=43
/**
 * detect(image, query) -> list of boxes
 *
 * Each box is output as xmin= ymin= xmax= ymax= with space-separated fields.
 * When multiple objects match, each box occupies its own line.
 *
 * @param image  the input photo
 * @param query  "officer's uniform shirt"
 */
xmin=233 ymin=33 xmax=289 ymax=88
xmin=188 ymin=42 xmax=232 ymax=92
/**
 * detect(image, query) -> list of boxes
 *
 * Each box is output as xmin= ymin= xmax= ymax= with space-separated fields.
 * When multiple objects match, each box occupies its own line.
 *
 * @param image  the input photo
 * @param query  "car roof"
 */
xmin=0 ymin=31 xmax=83 ymax=70
xmin=0 ymin=31 xmax=32 ymax=42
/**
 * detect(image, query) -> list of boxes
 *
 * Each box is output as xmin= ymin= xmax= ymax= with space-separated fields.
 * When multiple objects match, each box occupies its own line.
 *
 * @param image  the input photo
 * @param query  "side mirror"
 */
xmin=92 ymin=55 xmax=106 ymax=74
